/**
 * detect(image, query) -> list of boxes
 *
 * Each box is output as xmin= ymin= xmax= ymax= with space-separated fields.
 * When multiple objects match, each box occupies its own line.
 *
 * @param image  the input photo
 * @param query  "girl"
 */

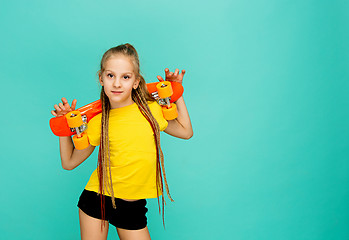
xmin=51 ymin=43 xmax=193 ymax=240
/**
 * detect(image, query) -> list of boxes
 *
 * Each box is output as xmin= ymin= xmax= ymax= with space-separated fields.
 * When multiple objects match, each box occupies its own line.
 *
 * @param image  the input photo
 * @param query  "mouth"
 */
xmin=112 ymin=91 xmax=123 ymax=94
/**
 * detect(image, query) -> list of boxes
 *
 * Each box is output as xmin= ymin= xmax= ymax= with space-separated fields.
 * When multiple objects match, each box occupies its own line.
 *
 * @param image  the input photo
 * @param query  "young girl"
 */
xmin=51 ymin=43 xmax=193 ymax=240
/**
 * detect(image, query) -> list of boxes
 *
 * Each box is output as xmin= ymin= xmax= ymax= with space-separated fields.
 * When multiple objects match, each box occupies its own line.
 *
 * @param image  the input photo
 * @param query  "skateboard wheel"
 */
xmin=66 ymin=111 xmax=84 ymax=128
xmin=162 ymin=103 xmax=178 ymax=120
xmin=72 ymin=133 xmax=90 ymax=150
xmin=156 ymin=81 xmax=173 ymax=99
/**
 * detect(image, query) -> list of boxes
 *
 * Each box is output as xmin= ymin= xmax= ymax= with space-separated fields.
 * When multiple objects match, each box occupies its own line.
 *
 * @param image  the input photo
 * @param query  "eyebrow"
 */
xmin=105 ymin=70 xmax=133 ymax=75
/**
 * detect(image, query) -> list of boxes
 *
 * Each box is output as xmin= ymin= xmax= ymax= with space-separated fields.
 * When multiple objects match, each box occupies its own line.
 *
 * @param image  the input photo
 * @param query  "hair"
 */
xmin=95 ymin=43 xmax=174 ymax=231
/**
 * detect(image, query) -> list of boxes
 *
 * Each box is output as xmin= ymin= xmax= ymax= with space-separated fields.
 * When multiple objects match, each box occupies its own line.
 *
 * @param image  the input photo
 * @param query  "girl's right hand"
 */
xmin=51 ymin=97 xmax=77 ymax=117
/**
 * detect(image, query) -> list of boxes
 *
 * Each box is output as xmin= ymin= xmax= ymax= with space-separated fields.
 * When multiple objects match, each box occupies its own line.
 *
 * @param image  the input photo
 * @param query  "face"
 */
xmin=99 ymin=55 xmax=140 ymax=109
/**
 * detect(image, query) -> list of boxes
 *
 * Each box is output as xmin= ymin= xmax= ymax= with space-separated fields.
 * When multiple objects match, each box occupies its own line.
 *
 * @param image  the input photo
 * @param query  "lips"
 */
xmin=112 ymin=91 xmax=123 ymax=94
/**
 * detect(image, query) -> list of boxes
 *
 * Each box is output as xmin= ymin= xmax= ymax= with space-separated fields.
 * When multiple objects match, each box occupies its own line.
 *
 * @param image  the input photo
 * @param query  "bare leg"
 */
xmin=79 ymin=208 xmax=109 ymax=240
xmin=120 ymin=198 xmax=139 ymax=202
xmin=116 ymin=226 xmax=151 ymax=240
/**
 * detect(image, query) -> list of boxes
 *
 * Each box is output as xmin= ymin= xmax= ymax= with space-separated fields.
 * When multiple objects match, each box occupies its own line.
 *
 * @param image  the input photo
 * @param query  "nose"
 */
xmin=113 ymin=78 xmax=122 ymax=88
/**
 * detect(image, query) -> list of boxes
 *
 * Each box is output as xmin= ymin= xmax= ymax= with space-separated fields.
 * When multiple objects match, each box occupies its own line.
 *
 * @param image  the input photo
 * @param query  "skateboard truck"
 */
xmin=68 ymin=114 xmax=87 ymax=134
xmin=156 ymin=81 xmax=178 ymax=120
xmin=65 ymin=111 xmax=90 ymax=150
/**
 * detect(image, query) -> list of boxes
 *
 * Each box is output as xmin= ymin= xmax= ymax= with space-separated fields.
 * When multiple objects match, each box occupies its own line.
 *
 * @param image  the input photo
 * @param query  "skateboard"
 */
xmin=49 ymin=81 xmax=183 ymax=149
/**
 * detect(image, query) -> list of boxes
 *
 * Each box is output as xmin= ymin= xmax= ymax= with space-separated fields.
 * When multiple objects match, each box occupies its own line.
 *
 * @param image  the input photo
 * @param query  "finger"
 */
xmin=157 ymin=75 xmax=164 ymax=82
xmin=71 ymin=99 xmax=77 ymax=110
xmin=165 ymin=69 xmax=172 ymax=78
xmin=63 ymin=101 xmax=71 ymax=109
xmin=181 ymin=69 xmax=186 ymax=76
xmin=61 ymin=97 xmax=68 ymax=104
xmin=51 ymin=110 xmax=57 ymax=117
xmin=58 ymin=102 xmax=66 ymax=110
xmin=174 ymin=68 xmax=179 ymax=76
xmin=54 ymin=104 xmax=60 ymax=111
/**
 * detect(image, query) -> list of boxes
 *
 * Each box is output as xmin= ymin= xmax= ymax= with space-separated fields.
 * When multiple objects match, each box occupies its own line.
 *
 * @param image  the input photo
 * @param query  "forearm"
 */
xmin=59 ymin=136 xmax=74 ymax=170
xmin=174 ymin=96 xmax=193 ymax=137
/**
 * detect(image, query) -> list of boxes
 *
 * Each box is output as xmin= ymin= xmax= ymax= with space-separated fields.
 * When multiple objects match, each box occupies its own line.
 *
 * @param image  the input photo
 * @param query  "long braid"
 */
xmin=133 ymin=87 xmax=174 ymax=229
xmin=104 ymin=94 xmax=116 ymax=208
xmin=97 ymin=88 xmax=117 ymax=231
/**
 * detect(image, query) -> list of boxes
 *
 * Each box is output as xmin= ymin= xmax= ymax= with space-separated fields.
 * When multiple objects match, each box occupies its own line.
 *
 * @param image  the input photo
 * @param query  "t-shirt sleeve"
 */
xmin=86 ymin=114 xmax=101 ymax=146
xmin=149 ymin=101 xmax=168 ymax=131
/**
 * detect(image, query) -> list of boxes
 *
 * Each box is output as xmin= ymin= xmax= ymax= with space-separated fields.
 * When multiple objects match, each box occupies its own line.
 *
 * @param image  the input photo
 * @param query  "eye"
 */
xmin=107 ymin=73 xmax=114 ymax=78
xmin=124 ymin=75 xmax=130 ymax=79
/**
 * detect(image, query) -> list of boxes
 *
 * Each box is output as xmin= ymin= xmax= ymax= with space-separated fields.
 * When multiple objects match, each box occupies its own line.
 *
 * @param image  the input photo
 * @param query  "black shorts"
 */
xmin=77 ymin=189 xmax=148 ymax=230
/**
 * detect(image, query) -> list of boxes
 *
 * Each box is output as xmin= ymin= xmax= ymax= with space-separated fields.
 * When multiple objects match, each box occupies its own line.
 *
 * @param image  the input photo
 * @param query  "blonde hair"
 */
xmin=96 ymin=43 xmax=174 ymax=231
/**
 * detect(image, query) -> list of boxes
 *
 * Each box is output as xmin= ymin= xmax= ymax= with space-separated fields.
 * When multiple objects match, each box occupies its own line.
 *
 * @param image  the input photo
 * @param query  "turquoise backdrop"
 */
xmin=0 ymin=0 xmax=348 ymax=239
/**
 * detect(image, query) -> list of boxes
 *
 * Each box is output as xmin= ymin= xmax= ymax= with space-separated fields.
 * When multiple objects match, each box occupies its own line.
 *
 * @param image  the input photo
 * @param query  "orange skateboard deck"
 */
xmin=49 ymin=81 xmax=183 ymax=137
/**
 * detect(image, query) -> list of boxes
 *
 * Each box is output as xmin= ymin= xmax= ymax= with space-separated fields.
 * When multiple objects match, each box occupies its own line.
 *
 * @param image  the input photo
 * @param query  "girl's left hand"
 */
xmin=157 ymin=68 xmax=186 ymax=84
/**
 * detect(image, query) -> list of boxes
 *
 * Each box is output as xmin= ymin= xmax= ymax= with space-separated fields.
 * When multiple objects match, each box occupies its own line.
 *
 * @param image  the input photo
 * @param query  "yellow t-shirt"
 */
xmin=84 ymin=100 xmax=168 ymax=199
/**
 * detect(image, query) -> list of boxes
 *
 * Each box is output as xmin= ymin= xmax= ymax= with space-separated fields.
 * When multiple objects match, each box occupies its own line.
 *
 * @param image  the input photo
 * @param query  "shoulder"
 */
xmin=88 ymin=113 xmax=102 ymax=127
xmin=86 ymin=113 xmax=101 ymax=146
xmin=147 ymin=100 xmax=163 ymax=118
xmin=147 ymin=100 xmax=168 ymax=131
xmin=147 ymin=100 xmax=161 ymax=111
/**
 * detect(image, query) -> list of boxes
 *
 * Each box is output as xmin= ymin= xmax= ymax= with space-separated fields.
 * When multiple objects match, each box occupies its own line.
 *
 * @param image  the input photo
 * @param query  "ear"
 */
xmin=99 ymin=72 xmax=103 ymax=86
xmin=133 ymin=78 xmax=140 ymax=89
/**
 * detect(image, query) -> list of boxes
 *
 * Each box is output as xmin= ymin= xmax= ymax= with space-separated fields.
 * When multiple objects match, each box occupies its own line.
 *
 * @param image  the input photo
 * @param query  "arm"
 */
xmin=59 ymin=136 xmax=95 ymax=170
xmin=52 ymin=97 xmax=95 ymax=170
xmin=157 ymin=68 xmax=193 ymax=139
xmin=164 ymin=96 xmax=193 ymax=139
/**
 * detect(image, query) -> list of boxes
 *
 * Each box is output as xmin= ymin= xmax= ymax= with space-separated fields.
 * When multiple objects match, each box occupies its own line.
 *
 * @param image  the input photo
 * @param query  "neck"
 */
xmin=110 ymin=99 xmax=135 ymax=109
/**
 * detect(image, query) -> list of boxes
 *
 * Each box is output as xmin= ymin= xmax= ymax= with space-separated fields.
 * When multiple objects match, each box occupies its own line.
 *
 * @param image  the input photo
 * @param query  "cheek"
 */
xmin=125 ymin=81 xmax=136 ymax=89
xmin=103 ymin=83 xmax=111 ymax=94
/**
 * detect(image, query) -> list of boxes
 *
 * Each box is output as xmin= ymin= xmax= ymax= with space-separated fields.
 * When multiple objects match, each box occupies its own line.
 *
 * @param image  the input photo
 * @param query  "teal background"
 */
xmin=0 ymin=0 xmax=348 ymax=239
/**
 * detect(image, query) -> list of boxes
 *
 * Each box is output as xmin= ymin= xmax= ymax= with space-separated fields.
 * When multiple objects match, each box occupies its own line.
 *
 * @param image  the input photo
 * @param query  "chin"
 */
xmin=109 ymin=97 xmax=126 ymax=103
xmin=109 ymin=94 xmax=131 ymax=103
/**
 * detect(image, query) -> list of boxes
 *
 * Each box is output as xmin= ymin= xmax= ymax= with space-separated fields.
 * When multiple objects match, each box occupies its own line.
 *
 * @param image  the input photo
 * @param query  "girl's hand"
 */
xmin=51 ymin=97 xmax=77 ymax=117
xmin=157 ymin=68 xmax=186 ymax=84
